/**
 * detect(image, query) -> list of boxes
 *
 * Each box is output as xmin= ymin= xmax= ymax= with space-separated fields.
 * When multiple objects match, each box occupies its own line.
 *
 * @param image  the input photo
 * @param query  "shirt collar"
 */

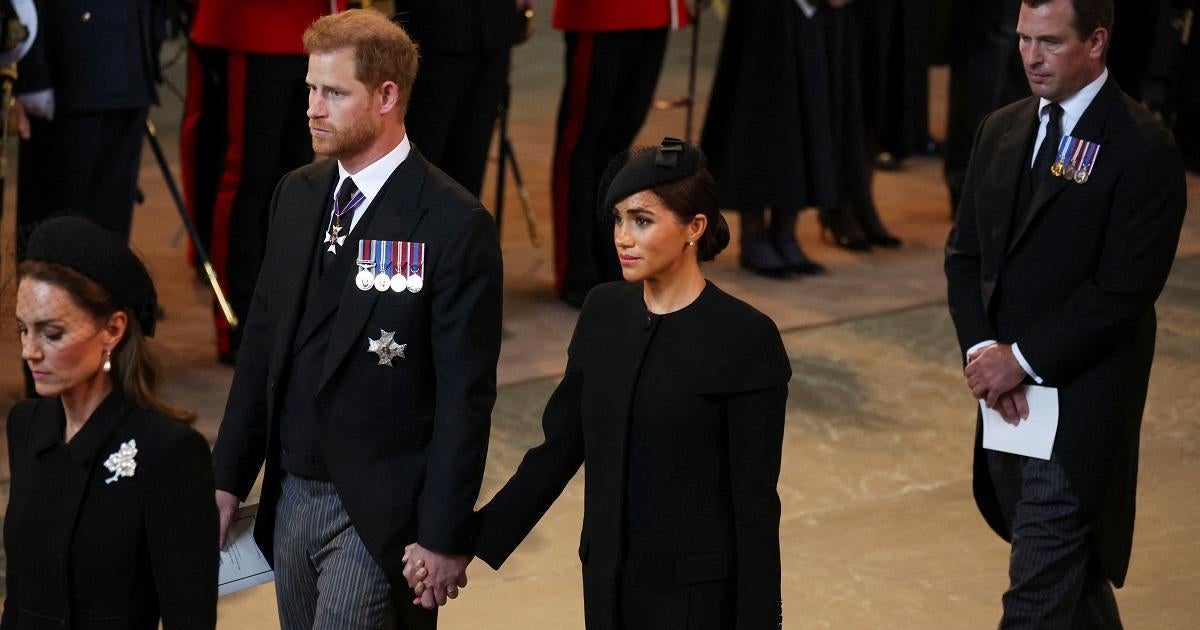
xmin=335 ymin=134 xmax=411 ymax=202
xmin=1039 ymin=68 xmax=1108 ymax=137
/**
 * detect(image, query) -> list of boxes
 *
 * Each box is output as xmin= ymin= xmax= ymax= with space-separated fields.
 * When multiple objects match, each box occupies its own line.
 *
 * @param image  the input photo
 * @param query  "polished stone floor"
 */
xmin=1 ymin=6 xmax=1198 ymax=628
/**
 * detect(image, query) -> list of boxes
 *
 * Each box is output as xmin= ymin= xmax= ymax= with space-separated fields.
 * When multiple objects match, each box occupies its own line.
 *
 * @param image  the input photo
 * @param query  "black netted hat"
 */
xmin=600 ymin=137 xmax=708 ymax=213
xmin=25 ymin=216 xmax=159 ymax=337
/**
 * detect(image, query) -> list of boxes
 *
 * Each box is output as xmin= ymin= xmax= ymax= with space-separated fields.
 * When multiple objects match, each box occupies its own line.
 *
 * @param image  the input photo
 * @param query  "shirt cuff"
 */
xmin=1011 ymin=343 xmax=1044 ymax=384
xmin=965 ymin=339 xmax=997 ymax=362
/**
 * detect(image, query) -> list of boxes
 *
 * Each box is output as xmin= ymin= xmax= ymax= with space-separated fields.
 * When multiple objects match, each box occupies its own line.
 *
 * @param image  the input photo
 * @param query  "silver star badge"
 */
xmin=367 ymin=329 xmax=406 ymax=366
xmin=103 ymin=439 xmax=138 ymax=484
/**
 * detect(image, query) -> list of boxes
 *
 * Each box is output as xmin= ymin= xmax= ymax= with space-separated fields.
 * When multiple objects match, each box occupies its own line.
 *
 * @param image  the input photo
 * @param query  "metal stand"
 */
xmin=144 ymin=119 xmax=238 ymax=329
xmin=493 ymin=78 xmax=540 ymax=247
xmin=651 ymin=1 xmax=705 ymax=142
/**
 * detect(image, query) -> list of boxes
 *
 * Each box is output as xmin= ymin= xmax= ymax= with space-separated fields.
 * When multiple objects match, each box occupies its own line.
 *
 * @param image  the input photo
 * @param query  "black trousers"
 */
xmin=552 ymin=29 xmax=667 ymax=303
xmin=181 ymin=46 xmax=313 ymax=358
xmin=986 ymin=451 xmax=1122 ymax=629
xmin=16 ymin=107 xmax=147 ymax=257
xmin=405 ymin=49 xmax=510 ymax=198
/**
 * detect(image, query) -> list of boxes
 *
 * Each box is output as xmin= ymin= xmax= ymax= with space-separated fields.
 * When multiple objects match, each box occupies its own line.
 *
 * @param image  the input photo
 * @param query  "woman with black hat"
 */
xmin=406 ymin=139 xmax=791 ymax=628
xmin=4 ymin=217 xmax=218 ymax=628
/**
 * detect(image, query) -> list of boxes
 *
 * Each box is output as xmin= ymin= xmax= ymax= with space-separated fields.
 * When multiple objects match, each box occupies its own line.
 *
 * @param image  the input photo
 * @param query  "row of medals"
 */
xmin=356 ymin=266 xmax=423 ymax=293
xmin=1050 ymin=159 xmax=1092 ymax=184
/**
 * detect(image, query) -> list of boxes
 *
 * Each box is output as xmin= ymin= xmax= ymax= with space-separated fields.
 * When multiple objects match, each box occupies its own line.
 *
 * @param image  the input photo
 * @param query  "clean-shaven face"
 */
xmin=16 ymin=279 xmax=110 ymax=398
xmin=1016 ymin=0 xmax=1106 ymax=102
xmin=613 ymin=190 xmax=697 ymax=283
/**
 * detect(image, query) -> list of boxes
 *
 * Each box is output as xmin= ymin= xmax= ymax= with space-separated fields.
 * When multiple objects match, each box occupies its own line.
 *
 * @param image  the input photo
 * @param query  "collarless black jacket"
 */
xmin=211 ymin=146 xmax=503 ymax=587
xmin=945 ymin=77 xmax=1187 ymax=586
xmin=475 ymin=281 xmax=791 ymax=629
xmin=2 ymin=392 xmax=218 ymax=629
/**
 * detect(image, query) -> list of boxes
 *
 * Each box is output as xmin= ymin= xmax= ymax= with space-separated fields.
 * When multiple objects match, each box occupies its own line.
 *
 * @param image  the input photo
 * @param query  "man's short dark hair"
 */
xmin=1023 ymin=0 xmax=1115 ymax=41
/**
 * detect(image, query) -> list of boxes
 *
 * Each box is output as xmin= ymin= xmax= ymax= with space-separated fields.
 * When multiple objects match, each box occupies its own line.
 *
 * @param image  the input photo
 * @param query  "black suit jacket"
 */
xmin=17 ymin=0 xmax=162 ymax=111
xmin=211 ymin=147 xmax=503 ymax=586
xmin=475 ymin=281 xmax=790 ymax=629
xmin=2 ymin=392 xmax=218 ymax=629
xmin=945 ymin=77 xmax=1187 ymax=586
xmin=393 ymin=0 xmax=524 ymax=54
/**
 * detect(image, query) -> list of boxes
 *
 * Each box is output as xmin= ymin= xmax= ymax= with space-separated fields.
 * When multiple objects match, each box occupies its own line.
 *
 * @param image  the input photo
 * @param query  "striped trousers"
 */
xmin=986 ymin=452 xmax=1123 ymax=629
xmin=273 ymin=474 xmax=399 ymax=630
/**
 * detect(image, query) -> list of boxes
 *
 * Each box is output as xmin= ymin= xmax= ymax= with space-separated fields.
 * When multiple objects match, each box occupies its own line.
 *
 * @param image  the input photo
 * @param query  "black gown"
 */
xmin=476 ymin=281 xmax=792 ymax=629
xmin=2 ymin=391 xmax=218 ymax=629
xmin=701 ymin=0 xmax=873 ymax=212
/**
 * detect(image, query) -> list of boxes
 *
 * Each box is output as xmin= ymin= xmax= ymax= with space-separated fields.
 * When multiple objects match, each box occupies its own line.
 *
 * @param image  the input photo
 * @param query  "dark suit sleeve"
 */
xmin=417 ymin=207 xmax=504 ymax=554
xmin=726 ymin=383 xmax=787 ymax=629
xmin=145 ymin=429 xmax=219 ymax=629
xmin=211 ymin=174 xmax=290 ymax=498
xmin=474 ymin=364 xmax=586 ymax=569
xmin=945 ymin=111 xmax=1000 ymax=360
xmin=1015 ymin=140 xmax=1187 ymax=383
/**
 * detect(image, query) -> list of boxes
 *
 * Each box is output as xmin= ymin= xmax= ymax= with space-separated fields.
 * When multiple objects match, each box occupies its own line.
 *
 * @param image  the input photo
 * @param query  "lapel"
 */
xmin=269 ymin=161 xmax=338 ymax=381
xmin=988 ymin=99 xmax=1040 ymax=263
xmin=1006 ymin=78 xmax=1118 ymax=256
xmin=316 ymin=149 xmax=432 ymax=394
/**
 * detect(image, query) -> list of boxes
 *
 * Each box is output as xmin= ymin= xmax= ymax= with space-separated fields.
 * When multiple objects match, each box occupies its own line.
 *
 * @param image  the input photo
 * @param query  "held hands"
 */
xmin=402 ymin=543 xmax=471 ymax=609
xmin=964 ymin=344 xmax=1030 ymax=423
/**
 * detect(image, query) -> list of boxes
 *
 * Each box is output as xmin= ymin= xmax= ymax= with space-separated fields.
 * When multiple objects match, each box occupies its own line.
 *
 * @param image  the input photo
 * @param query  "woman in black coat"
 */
xmin=4 ymin=217 xmax=218 ymax=629
xmin=407 ymin=139 xmax=791 ymax=628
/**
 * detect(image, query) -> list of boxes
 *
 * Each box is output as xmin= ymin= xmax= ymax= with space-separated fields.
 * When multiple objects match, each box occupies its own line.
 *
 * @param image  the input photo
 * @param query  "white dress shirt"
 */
xmin=327 ymin=135 xmax=412 ymax=237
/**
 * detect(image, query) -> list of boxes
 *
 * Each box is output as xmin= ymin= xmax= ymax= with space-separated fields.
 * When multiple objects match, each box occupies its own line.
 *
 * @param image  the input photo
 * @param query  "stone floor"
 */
xmin=1 ymin=5 xmax=1198 ymax=628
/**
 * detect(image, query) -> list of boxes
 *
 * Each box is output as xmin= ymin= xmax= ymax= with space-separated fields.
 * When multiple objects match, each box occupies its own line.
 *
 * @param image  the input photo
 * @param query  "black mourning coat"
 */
xmin=2 ymin=391 xmax=218 ymax=629
xmin=476 ymin=281 xmax=791 ymax=629
xmin=945 ymin=77 xmax=1187 ymax=586
xmin=211 ymin=148 xmax=503 ymax=586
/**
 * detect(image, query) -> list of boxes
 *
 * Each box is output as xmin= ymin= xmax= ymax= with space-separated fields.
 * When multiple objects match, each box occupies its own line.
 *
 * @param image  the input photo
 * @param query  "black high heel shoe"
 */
xmin=768 ymin=209 xmax=826 ymax=275
xmin=819 ymin=206 xmax=872 ymax=251
xmin=851 ymin=201 xmax=902 ymax=248
xmin=738 ymin=212 xmax=790 ymax=277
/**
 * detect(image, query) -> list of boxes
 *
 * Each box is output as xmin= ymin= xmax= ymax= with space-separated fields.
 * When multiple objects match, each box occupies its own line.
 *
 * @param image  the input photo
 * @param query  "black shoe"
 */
xmin=850 ymin=201 xmax=902 ymax=249
xmin=768 ymin=209 xmax=826 ymax=275
xmin=819 ymin=207 xmax=872 ymax=251
xmin=739 ymin=212 xmax=790 ymax=277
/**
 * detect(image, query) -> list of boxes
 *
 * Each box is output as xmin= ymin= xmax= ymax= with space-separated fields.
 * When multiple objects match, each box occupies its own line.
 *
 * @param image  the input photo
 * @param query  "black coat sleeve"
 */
xmin=474 ymin=364 xmax=586 ymax=569
xmin=726 ymin=384 xmax=788 ymax=630
xmin=945 ymin=110 xmax=1000 ymax=361
xmin=1 ymin=402 xmax=37 ymax=629
xmin=144 ymin=428 xmax=219 ymax=629
xmin=211 ymin=174 xmax=290 ymax=499
xmin=417 ymin=207 xmax=504 ymax=554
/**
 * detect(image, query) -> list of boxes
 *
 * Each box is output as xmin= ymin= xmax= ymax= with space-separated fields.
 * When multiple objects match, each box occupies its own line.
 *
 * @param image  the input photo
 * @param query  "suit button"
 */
xmin=644 ymin=315 xmax=652 ymax=329
xmin=81 ymin=11 xmax=91 ymax=22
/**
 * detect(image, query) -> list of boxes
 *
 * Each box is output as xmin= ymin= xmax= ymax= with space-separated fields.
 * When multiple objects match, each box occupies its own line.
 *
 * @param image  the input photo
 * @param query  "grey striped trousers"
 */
xmin=274 ymin=473 xmax=395 ymax=630
xmin=986 ymin=451 xmax=1122 ymax=629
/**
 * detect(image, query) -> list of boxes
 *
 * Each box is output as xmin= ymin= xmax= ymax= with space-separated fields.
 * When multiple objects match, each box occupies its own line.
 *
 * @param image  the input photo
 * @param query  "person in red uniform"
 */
xmin=182 ymin=0 xmax=346 ymax=364
xmin=551 ymin=0 xmax=691 ymax=307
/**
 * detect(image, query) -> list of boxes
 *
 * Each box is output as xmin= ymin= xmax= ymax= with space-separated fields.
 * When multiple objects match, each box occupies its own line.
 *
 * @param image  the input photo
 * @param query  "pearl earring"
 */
xmin=687 ymin=241 xmax=695 ymax=247
xmin=102 ymin=350 xmax=112 ymax=373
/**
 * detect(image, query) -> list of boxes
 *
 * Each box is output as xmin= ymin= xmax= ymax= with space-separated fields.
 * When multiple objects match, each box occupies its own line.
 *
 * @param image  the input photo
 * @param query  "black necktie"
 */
xmin=1031 ymin=103 xmax=1063 ymax=184
xmin=322 ymin=177 xmax=359 ymax=271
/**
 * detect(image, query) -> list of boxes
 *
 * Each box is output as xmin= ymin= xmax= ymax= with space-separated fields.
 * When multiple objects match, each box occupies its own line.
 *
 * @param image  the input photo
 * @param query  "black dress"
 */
xmin=2 ymin=391 xmax=218 ymax=629
xmin=476 ymin=281 xmax=791 ymax=629
xmin=701 ymin=0 xmax=872 ymax=212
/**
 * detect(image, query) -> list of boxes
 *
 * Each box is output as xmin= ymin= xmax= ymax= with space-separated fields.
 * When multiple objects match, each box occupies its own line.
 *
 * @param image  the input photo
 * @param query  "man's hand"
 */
xmin=993 ymin=387 xmax=1030 ymax=425
xmin=215 ymin=490 xmax=239 ymax=550
xmin=964 ymin=343 xmax=1027 ymax=408
xmin=402 ymin=543 xmax=470 ymax=609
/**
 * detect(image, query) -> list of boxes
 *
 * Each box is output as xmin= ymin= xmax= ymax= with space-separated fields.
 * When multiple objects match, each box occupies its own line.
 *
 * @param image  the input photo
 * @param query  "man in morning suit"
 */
xmin=211 ymin=10 xmax=502 ymax=629
xmin=945 ymin=0 xmax=1186 ymax=626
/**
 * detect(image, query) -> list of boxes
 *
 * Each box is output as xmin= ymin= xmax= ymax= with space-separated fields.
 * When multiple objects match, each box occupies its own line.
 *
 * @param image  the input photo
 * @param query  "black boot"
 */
xmin=819 ymin=205 xmax=872 ymax=251
xmin=738 ymin=211 xmax=789 ymax=277
xmin=851 ymin=200 xmax=902 ymax=248
xmin=768 ymin=209 xmax=826 ymax=275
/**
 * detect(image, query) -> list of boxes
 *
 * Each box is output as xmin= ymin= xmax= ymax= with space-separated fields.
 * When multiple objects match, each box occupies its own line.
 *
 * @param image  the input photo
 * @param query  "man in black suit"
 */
xmin=14 ymin=0 xmax=164 ymax=253
xmin=211 ymin=9 xmax=502 ymax=629
xmin=945 ymin=0 xmax=1187 ymax=626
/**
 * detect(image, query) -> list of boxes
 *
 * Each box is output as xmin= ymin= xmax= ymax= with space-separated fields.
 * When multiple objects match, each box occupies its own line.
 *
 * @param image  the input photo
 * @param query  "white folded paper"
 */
xmin=218 ymin=502 xmax=275 ymax=597
xmin=980 ymin=385 xmax=1059 ymax=460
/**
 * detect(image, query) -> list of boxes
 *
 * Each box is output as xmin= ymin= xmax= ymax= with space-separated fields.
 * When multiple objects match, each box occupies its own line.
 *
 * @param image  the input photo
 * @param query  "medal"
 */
xmin=367 ymin=329 xmax=406 ymax=366
xmin=407 ymin=242 xmax=425 ymax=294
xmin=1050 ymin=136 xmax=1071 ymax=178
xmin=390 ymin=241 xmax=407 ymax=292
xmin=325 ymin=184 xmax=365 ymax=254
xmin=1073 ymin=141 xmax=1100 ymax=185
xmin=355 ymin=240 xmax=376 ymax=291
xmin=1064 ymin=139 xmax=1086 ymax=179
xmin=374 ymin=240 xmax=391 ymax=291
